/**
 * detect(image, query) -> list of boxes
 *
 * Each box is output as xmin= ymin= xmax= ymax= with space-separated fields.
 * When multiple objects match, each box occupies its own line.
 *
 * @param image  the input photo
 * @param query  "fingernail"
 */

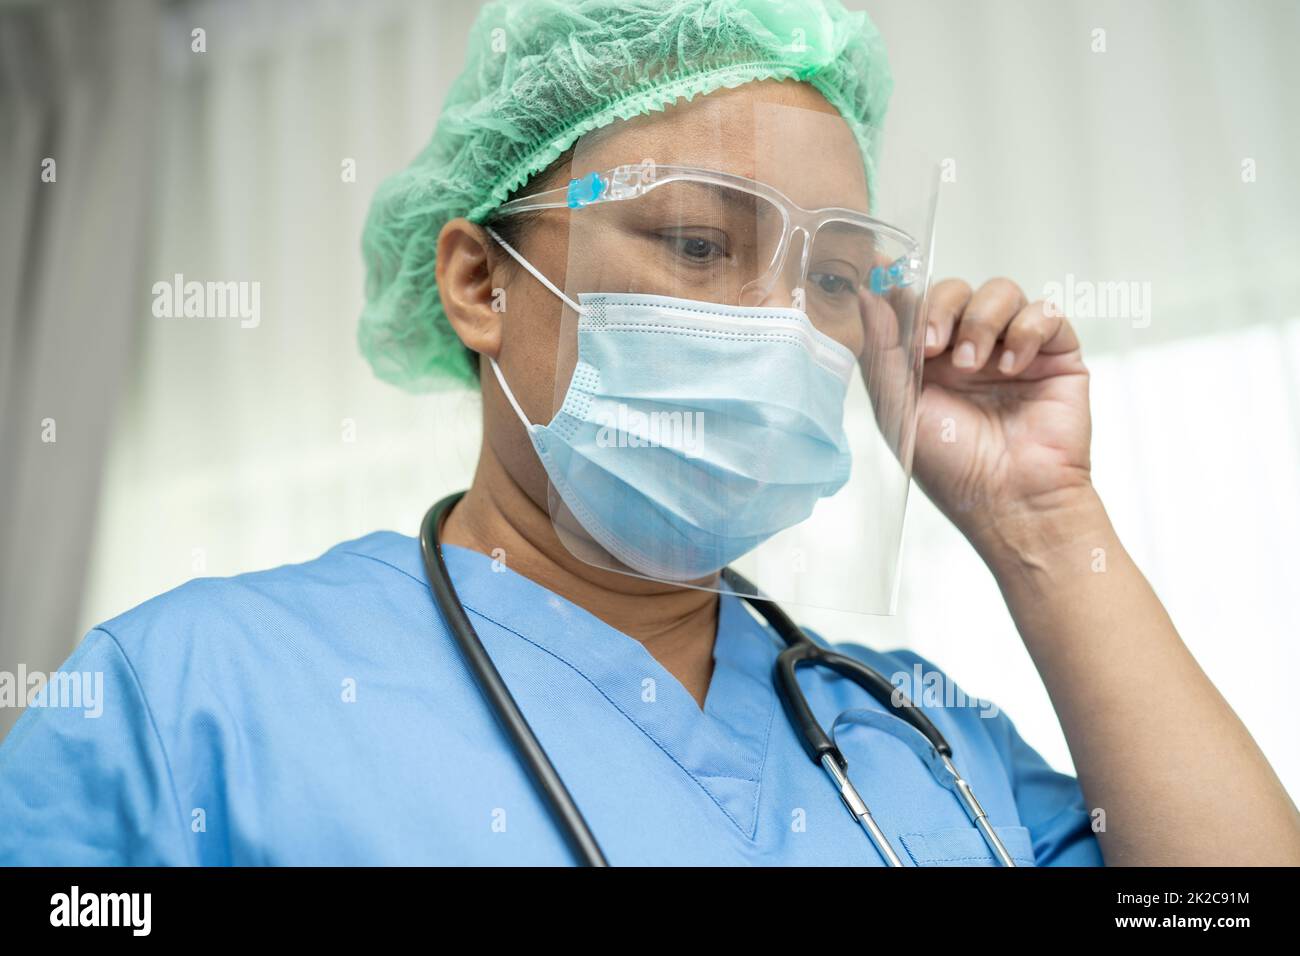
xmin=925 ymin=324 xmax=938 ymax=349
xmin=953 ymin=341 xmax=976 ymax=368
xmin=998 ymin=350 xmax=1016 ymax=374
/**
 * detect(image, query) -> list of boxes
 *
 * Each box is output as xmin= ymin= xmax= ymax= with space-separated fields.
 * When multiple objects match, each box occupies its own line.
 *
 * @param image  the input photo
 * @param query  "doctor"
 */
xmin=2 ymin=0 xmax=1298 ymax=867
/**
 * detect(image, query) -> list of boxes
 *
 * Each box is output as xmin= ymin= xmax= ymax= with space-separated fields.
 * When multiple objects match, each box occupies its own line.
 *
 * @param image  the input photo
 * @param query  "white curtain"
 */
xmin=0 ymin=0 xmax=160 ymax=740
xmin=58 ymin=0 xmax=1300 ymax=802
xmin=81 ymin=0 xmax=488 ymax=638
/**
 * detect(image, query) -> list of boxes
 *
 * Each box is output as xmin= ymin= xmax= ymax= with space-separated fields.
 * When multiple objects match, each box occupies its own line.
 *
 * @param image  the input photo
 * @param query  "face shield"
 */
xmin=486 ymin=93 xmax=939 ymax=615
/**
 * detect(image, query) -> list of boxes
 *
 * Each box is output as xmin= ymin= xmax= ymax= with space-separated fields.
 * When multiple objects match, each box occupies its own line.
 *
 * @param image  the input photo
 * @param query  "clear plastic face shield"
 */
xmin=488 ymin=90 xmax=938 ymax=615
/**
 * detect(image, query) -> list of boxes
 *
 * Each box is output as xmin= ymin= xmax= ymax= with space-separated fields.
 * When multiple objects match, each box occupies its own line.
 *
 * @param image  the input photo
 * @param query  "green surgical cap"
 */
xmin=359 ymin=0 xmax=893 ymax=391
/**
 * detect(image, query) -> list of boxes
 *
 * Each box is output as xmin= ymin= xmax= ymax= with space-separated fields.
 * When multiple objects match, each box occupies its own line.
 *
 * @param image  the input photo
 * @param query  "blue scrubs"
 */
xmin=0 ymin=531 xmax=1102 ymax=866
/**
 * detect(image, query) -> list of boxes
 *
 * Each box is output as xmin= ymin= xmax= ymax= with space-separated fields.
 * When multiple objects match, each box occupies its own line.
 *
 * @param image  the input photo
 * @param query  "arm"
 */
xmin=978 ymin=486 xmax=1300 ymax=865
xmin=908 ymin=276 xmax=1300 ymax=866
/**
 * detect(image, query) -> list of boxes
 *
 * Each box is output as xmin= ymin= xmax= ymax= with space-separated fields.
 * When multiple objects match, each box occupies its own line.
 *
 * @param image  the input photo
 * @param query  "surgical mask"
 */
xmin=484 ymin=227 xmax=856 ymax=581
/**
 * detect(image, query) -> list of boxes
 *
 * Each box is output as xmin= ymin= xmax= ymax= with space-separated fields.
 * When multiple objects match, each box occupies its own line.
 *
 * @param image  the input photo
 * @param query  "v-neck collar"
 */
xmin=363 ymin=533 xmax=780 ymax=839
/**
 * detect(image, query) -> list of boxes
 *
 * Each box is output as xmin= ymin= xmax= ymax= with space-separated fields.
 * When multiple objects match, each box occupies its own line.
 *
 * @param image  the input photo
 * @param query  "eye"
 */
xmin=661 ymin=232 xmax=728 ymax=263
xmin=809 ymin=271 xmax=858 ymax=296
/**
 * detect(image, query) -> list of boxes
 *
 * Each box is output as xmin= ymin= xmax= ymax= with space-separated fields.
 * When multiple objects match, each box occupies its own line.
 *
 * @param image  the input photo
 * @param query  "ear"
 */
xmin=436 ymin=218 xmax=503 ymax=360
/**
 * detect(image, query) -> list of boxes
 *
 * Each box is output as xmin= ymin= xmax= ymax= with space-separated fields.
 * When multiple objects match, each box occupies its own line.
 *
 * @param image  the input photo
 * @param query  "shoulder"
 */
xmin=0 ymin=531 xmax=442 ymax=865
xmin=101 ymin=529 xmax=422 ymax=628
xmin=92 ymin=529 xmax=431 ymax=693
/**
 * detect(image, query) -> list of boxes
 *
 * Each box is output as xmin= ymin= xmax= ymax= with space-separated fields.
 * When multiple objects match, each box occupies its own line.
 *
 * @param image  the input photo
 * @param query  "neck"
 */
xmin=439 ymin=440 xmax=720 ymax=708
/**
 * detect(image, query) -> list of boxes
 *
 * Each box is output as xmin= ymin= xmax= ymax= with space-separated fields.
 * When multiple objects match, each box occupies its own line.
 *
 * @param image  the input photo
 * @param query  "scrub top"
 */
xmin=0 ymin=531 xmax=1103 ymax=866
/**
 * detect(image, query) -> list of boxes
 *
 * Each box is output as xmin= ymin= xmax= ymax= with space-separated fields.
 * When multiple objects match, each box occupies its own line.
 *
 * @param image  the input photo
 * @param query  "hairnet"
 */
xmin=359 ymin=0 xmax=894 ymax=391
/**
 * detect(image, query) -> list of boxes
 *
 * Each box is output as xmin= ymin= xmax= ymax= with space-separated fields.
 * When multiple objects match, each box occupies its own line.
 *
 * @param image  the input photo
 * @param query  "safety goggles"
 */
xmin=494 ymin=162 xmax=924 ymax=338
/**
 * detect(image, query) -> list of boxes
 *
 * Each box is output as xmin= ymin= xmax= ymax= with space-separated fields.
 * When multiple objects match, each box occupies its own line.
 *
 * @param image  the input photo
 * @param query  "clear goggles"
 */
xmin=493 ymin=162 xmax=926 ymax=337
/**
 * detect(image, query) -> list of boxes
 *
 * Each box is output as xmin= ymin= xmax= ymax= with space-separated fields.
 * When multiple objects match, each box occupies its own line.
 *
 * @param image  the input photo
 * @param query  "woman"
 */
xmin=2 ymin=0 xmax=1297 ymax=867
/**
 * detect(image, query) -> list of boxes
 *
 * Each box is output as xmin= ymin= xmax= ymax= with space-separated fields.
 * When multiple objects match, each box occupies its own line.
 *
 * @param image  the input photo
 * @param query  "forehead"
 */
xmin=572 ymin=80 xmax=870 ymax=212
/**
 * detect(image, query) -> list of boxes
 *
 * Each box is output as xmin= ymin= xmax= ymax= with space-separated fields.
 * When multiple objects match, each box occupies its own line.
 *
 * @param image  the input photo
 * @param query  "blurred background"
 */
xmin=1 ymin=0 xmax=1298 ymax=805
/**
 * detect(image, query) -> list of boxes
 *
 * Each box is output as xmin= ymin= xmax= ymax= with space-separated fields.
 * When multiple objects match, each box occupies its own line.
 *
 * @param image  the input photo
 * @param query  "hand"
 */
xmin=911 ymin=277 xmax=1094 ymax=553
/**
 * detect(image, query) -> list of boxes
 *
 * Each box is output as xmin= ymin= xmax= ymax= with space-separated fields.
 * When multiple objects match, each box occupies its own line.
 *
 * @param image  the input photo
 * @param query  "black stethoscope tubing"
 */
xmin=421 ymin=493 xmax=610 ymax=866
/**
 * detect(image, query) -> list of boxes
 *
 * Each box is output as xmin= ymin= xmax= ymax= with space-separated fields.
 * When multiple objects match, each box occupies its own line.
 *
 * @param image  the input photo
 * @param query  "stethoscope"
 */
xmin=420 ymin=492 xmax=1017 ymax=867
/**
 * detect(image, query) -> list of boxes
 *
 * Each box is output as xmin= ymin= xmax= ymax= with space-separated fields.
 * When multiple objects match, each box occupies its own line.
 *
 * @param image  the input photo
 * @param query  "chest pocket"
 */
xmin=899 ymin=826 xmax=1037 ymax=867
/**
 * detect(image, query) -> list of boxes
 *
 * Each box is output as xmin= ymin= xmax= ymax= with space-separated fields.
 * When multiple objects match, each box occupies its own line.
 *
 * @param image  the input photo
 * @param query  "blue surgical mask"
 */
xmin=485 ymin=230 xmax=855 ymax=581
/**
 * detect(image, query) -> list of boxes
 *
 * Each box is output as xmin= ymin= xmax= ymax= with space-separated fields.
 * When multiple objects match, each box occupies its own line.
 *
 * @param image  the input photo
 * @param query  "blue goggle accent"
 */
xmin=567 ymin=172 xmax=607 ymax=208
xmin=869 ymin=254 xmax=920 ymax=296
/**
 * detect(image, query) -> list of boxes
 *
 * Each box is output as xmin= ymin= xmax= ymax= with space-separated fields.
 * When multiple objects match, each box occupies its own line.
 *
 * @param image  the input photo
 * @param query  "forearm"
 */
xmin=977 ymin=487 xmax=1300 ymax=866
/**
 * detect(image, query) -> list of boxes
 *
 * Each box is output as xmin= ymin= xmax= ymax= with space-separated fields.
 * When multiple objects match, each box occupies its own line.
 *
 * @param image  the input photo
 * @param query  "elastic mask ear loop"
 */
xmin=481 ymin=225 xmax=586 ymax=435
xmin=483 ymin=225 xmax=585 ymax=316
xmin=488 ymin=353 xmax=535 ymax=434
